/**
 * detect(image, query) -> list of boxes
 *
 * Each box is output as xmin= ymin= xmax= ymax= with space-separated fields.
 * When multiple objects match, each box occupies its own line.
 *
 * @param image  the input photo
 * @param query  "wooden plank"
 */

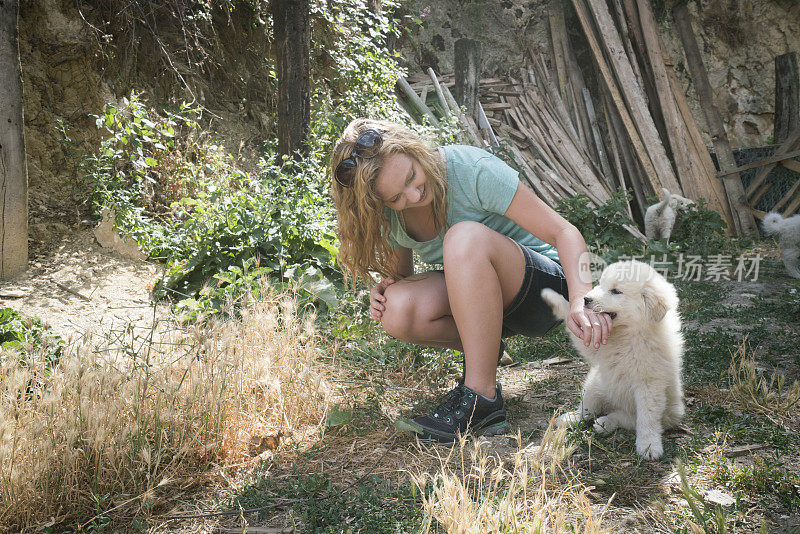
xmin=665 ymin=64 xmax=735 ymax=233
xmin=440 ymin=82 xmax=483 ymax=146
xmin=427 ymin=68 xmax=451 ymax=116
xmin=775 ymin=52 xmax=799 ymax=144
xmin=583 ymin=0 xmax=682 ymax=194
xmin=772 ymin=180 xmax=800 ymax=215
xmin=744 ymin=129 xmax=800 ymax=201
xmin=509 ymin=145 xmax=559 ymax=206
xmin=482 ymin=102 xmax=513 ymax=110
xmin=476 ymin=101 xmax=500 ymax=147
xmin=781 ymin=158 xmax=800 ymax=175
xmin=719 ymin=148 xmax=800 ymax=177
xmin=613 ymin=0 xmax=645 ymax=91
xmin=782 ymin=190 xmax=800 ymax=216
xmin=604 ymin=87 xmax=649 ymax=217
xmin=772 ymin=173 xmax=800 ymax=213
xmin=570 ymin=0 xmax=664 ymax=200
xmin=637 ymin=0 xmax=698 ymax=200
xmin=582 ymin=87 xmax=614 ymax=186
xmin=396 ymin=78 xmax=440 ymax=126
xmin=559 ymin=38 xmax=593 ymax=155
xmin=548 ymin=2 xmax=570 ymax=98
xmin=673 ymin=3 xmax=757 ymax=237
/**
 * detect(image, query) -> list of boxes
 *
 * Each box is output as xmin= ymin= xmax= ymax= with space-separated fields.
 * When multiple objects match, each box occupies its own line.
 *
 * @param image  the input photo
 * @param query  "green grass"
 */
xmin=691 ymin=405 xmax=794 ymax=451
xmin=223 ymin=471 xmax=423 ymax=533
xmin=683 ymin=328 xmax=740 ymax=386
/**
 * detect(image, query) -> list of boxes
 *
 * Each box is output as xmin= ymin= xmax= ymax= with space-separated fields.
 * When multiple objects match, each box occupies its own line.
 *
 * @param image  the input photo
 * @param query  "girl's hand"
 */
xmin=566 ymin=298 xmax=613 ymax=349
xmin=369 ymin=278 xmax=395 ymax=321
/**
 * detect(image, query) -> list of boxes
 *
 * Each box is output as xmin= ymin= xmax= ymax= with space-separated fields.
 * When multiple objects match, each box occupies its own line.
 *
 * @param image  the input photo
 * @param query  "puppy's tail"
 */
xmin=652 ymin=188 xmax=672 ymax=213
xmin=541 ymin=288 xmax=569 ymax=321
xmin=762 ymin=212 xmax=785 ymax=235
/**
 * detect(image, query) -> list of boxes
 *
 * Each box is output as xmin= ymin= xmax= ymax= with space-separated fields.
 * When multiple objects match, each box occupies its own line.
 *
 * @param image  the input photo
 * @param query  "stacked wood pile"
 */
xmin=397 ymin=0 xmax=783 ymax=237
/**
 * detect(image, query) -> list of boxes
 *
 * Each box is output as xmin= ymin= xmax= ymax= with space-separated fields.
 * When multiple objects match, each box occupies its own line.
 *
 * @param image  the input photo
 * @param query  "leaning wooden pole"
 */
xmin=0 ymin=0 xmax=28 ymax=278
xmin=672 ymin=3 xmax=757 ymax=237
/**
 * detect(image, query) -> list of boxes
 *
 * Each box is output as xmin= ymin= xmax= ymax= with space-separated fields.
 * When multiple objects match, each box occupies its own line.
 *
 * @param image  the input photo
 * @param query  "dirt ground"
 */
xmin=0 ymin=229 xmax=169 ymax=344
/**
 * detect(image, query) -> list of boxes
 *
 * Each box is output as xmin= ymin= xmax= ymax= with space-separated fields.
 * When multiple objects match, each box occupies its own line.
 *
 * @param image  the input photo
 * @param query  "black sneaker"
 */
xmin=408 ymin=384 xmax=509 ymax=442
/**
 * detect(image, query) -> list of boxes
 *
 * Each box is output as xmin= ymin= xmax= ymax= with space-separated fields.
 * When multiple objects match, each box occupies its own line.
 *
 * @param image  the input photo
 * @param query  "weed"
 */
xmin=411 ymin=419 xmax=608 ymax=532
xmin=676 ymin=459 xmax=732 ymax=534
xmin=727 ymin=340 xmax=800 ymax=419
xmin=0 ymin=291 xmax=330 ymax=531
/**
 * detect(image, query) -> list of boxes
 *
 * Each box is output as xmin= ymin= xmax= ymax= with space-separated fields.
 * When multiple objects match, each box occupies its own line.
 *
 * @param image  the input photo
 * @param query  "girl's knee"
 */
xmin=379 ymin=283 xmax=416 ymax=340
xmin=443 ymin=221 xmax=490 ymax=261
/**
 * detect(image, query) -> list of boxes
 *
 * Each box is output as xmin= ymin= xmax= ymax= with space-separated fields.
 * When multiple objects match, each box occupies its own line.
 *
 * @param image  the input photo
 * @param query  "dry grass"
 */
xmin=0 ymin=293 xmax=331 ymax=532
xmin=411 ymin=419 xmax=612 ymax=533
xmin=727 ymin=339 xmax=800 ymax=420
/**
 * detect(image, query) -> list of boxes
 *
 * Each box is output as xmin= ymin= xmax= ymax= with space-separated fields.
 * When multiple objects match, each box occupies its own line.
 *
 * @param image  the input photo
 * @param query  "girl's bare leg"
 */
xmin=380 ymin=222 xmax=525 ymax=399
xmin=442 ymin=222 xmax=524 ymax=398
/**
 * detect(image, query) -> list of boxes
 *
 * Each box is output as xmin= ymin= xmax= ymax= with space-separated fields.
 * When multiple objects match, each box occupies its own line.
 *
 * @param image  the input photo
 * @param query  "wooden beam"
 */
xmin=454 ymin=38 xmax=481 ymax=117
xmin=0 ymin=0 xmax=29 ymax=278
xmin=583 ymin=0 xmax=682 ymax=194
xmin=665 ymin=65 xmax=735 ymax=234
xmin=637 ymin=0 xmax=698 ymax=200
xmin=772 ymin=172 xmax=800 ymax=214
xmin=570 ymin=0 xmax=665 ymax=200
xmin=781 ymin=158 xmax=800 ymax=175
xmin=775 ymin=52 xmax=799 ymax=144
xmin=673 ymin=2 xmax=757 ymax=237
xmin=582 ymin=87 xmax=614 ymax=186
xmin=396 ymin=77 xmax=440 ymax=127
xmin=719 ymin=148 xmax=800 ymax=177
xmin=743 ymin=129 xmax=800 ymax=202
xmin=427 ymin=68 xmax=451 ymax=116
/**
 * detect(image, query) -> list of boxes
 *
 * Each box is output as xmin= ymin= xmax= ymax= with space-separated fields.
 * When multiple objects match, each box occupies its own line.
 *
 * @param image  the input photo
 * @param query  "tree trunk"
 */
xmin=272 ymin=0 xmax=310 ymax=158
xmin=775 ymin=52 xmax=799 ymax=144
xmin=0 ymin=0 xmax=28 ymax=278
xmin=454 ymin=38 xmax=481 ymax=118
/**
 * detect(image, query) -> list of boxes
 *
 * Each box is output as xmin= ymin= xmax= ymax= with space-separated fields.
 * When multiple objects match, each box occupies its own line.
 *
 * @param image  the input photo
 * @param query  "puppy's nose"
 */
xmin=584 ymin=297 xmax=593 ymax=307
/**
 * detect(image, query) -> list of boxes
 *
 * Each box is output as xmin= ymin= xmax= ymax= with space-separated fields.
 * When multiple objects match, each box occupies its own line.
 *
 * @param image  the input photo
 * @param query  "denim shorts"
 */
xmin=501 ymin=242 xmax=569 ymax=338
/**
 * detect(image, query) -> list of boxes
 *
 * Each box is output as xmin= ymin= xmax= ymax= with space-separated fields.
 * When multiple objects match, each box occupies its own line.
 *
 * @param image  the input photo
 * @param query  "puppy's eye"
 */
xmin=610 ymin=288 xmax=622 ymax=295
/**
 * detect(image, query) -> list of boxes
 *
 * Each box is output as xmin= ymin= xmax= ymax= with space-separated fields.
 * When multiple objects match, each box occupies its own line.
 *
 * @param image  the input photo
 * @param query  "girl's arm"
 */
xmin=504 ymin=184 xmax=612 ymax=348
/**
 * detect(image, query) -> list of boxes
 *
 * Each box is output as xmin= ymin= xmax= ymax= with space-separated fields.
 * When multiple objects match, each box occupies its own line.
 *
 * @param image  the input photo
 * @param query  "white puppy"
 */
xmin=762 ymin=212 xmax=800 ymax=279
xmin=644 ymin=188 xmax=694 ymax=241
xmin=541 ymin=260 xmax=685 ymax=460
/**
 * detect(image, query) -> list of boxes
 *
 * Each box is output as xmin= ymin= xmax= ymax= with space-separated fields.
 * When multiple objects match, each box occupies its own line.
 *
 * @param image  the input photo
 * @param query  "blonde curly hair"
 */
xmin=331 ymin=119 xmax=447 ymax=283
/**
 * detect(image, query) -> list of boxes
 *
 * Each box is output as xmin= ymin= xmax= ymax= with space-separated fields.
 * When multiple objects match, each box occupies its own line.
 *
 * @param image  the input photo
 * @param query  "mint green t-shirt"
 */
xmin=384 ymin=145 xmax=559 ymax=265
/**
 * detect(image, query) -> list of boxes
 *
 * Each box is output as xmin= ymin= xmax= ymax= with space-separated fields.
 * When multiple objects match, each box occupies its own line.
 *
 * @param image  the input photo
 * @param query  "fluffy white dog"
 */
xmin=541 ymin=260 xmax=685 ymax=460
xmin=644 ymin=188 xmax=694 ymax=241
xmin=762 ymin=212 xmax=800 ymax=279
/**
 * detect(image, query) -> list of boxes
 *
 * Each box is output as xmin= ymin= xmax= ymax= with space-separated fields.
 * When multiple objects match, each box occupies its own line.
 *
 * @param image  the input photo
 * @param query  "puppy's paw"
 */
xmin=557 ymin=411 xmax=582 ymax=427
xmin=636 ymin=435 xmax=664 ymax=460
xmin=592 ymin=416 xmax=617 ymax=435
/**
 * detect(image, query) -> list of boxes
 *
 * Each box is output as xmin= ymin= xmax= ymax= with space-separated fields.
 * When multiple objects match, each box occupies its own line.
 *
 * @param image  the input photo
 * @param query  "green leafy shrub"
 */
xmin=669 ymin=198 xmax=731 ymax=255
xmin=85 ymin=95 xmax=340 ymax=318
xmin=0 ymin=308 xmax=63 ymax=369
xmin=556 ymin=189 xmax=640 ymax=254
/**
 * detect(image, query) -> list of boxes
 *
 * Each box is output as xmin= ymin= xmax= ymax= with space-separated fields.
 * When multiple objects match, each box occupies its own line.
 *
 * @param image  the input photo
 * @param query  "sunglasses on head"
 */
xmin=334 ymin=128 xmax=383 ymax=188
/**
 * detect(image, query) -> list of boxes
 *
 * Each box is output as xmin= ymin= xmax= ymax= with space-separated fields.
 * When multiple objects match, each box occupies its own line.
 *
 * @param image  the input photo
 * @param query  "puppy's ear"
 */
xmin=642 ymin=285 xmax=668 ymax=322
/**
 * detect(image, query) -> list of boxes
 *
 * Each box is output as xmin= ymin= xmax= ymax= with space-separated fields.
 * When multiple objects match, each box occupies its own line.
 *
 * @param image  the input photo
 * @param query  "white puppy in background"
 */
xmin=762 ymin=212 xmax=800 ymax=279
xmin=541 ymin=260 xmax=685 ymax=460
xmin=644 ymin=188 xmax=694 ymax=241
